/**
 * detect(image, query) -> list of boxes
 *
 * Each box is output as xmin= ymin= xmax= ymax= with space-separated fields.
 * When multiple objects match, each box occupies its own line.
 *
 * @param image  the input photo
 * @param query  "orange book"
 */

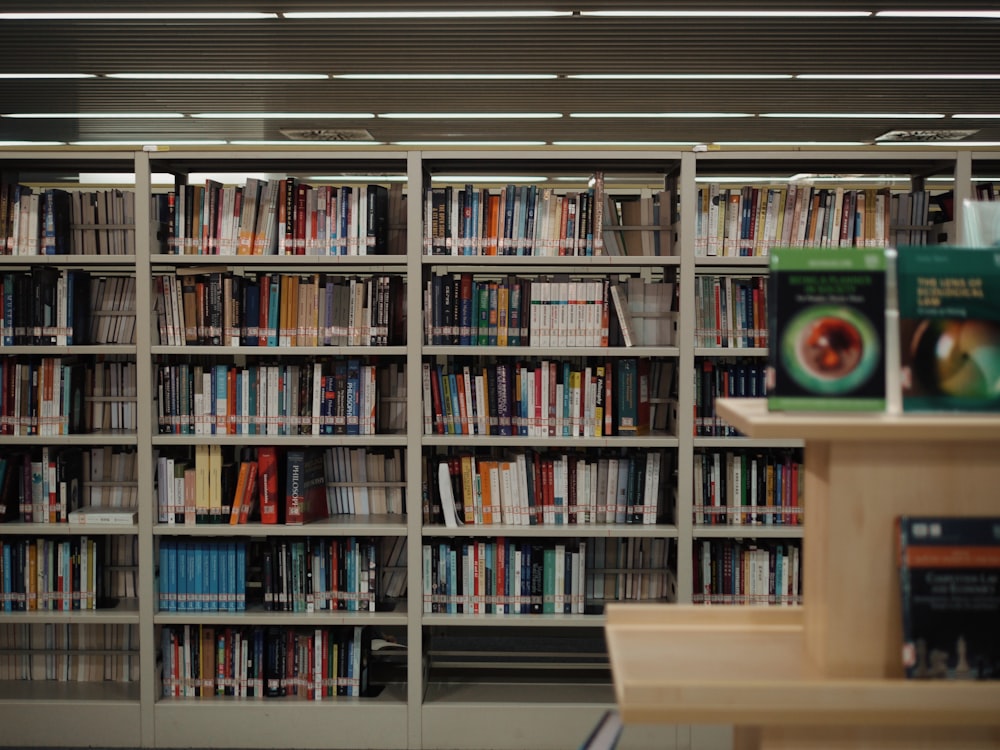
xmin=228 ymin=461 xmax=251 ymax=525
xmin=478 ymin=460 xmax=494 ymax=525
xmin=237 ymin=461 xmax=259 ymax=524
xmin=486 ymin=193 xmax=500 ymax=255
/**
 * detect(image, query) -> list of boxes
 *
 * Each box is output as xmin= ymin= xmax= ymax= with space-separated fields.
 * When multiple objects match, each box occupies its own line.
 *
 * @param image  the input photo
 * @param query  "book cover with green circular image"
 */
xmin=767 ymin=247 xmax=887 ymax=411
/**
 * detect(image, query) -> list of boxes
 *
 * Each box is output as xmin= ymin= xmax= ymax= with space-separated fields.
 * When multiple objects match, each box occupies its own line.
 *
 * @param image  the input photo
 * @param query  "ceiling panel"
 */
xmin=2 ymin=1 xmax=1000 ymax=147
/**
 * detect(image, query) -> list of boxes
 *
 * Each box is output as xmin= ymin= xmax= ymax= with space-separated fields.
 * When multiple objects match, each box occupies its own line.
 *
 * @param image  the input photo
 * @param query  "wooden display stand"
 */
xmin=606 ymin=398 xmax=1000 ymax=749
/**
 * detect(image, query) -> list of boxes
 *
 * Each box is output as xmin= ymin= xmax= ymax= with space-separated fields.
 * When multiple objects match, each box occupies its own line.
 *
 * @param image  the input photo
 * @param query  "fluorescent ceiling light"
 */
xmin=379 ymin=113 xmax=562 ymax=119
xmin=70 ymin=139 xmax=228 ymax=146
xmin=0 ymin=12 xmax=278 ymax=20
xmin=79 ymin=172 xmax=176 ymax=186
xmin=876 ymin=10 xmax=1000 ymax=18
xmin=431 ymin=175 xmax=549 ymax=183
xmin=569 ymin=73 xmax=792 ymax=80
xmin=107 ymin=73 xmax=328 ymax=80
xmin=713 ymin=141 xmax=868 ymax=146
xmin=284 ymin=11 xmax=571 ymax=19
xmin=0 ymin=73 xmax=96 ymax=79
xmin=3 ymin=112 xmax=183 ymax=119
xmin=761 ymin=113 xmax=945 ymax=119
xmin=552 ymin=140 xmax=698 ymax=146
xmin=953 ymin=114 xmax=1000 ymax=119
xmin=581 ymin=10 xmax=871 ymax=17
xmin=570 ymin=112 xmax=751 ymax=118
xmin=0 ymin=140 xmax=66 ymax=146
xmin=695 ymin=176 xmax=796 ymax=183
xmin=227 ymin=140 xmax=386 ymax=146
xmin=193 ymin=112 xmax=374 ymax=119
xmin=335 ymin=73 xmax=557 ymax=80
xmin=798 ymin=73 xmax=1000 ymax=80
xmin=392 ymin=140 xmax=548 ymax=146
xmin=878 ymin=141 xmax=1000 ymax=147
xmin=307 ymin=175 xmax=408 ymax=182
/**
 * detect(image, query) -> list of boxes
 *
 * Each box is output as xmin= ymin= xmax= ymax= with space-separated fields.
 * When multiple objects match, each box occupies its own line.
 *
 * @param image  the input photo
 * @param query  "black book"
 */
xmin=898 ymin=516 xmax=1000 ymax=680
xmin=366 ymin=184 xmax=389 ymax=255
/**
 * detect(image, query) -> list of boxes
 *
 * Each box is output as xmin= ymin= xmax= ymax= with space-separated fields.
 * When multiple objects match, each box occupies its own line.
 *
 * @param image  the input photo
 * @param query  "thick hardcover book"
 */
xmin=897 ymin=516 xmax=1000 ymax=679
xmin=897 ymin=246 xmax=1000 ymax=411
xmin=767 ymin=246 xmax=886 ymax=411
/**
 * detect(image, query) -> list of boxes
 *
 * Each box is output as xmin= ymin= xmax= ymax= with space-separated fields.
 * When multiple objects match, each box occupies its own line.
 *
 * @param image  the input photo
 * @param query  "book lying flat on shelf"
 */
xmin=896 ymin=246 xmax=1000 ymax=411
xmin=767 ymin=246 xmax=886 ymax=411
xmin=67 ymin=506 xmax=138 ymax=526
xmin=897 ymin=516 xmax=1000 ymax=680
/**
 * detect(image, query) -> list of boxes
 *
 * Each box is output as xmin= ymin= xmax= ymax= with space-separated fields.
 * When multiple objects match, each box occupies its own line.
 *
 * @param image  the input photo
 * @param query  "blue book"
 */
xmin=192 ymin=541 xmax=204 ymax=612
xmin=207 ymin=544 xmax=219 ymax=612
xmin=236 ymin=541 xmax=246 ymax=612
xmin=266 ymin=275 xmax=280 ymax=346
xmin=345 ymin=359 xmax=361 ymax=435
xmin=3 ymin=543 xmax=12 ymax=612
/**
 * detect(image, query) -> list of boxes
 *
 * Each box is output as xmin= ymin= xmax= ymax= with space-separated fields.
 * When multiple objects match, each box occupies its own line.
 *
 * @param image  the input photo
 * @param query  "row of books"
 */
xmin=168 ymin=179 xmax=398 ymax=256
xmin=1 ymin=185 xmax=138 ymax=256
xmin=154 ymin=271 xmax=404 ymax=348
xmin=421 ymin=358 xmax=656 ymax=438
xmin=0 ymin=623 xmax=139 ymax=683
xmin=156 ymin=445 xmax=405 ymax=527
xmin=0 ymin=358 xmax=137 ymax=436
xmin=0 ymin=446 xmax=138 ymax=526
xmin=157 ymin=539 xmax=248 ymax=613
xmin=424 ymin=274 xmax=676 ymax=349
xmin=693 ymin=449 xmax=803 ymax=526
xmin=0 ymin=358 xmax=89 ymax=436
xmin=694 ymin=274 xmax=768 ymax=349
xmin=422 ymin=539 xmax=587 ymax=614
xmin=694 ymin=184 xmax=909 ymax=257
xmin=587 ymin=536 xmax=676 ymax=604
xmin=424 ymin=183 xmax=602 ymax=257
xmin=693 ymin=539 xmax=802 ymax=606
xmin=431 ymin=449 xmax=672 ymax=528
xmin=155 ymin=359 xmax=398 ymax=436
xmin=0 ymin=536 xmax=104 ymax=611
xmin=21 ymin=359 xmax=136 ymax=436
xmin=161 ymin=624 xmax=372 ymax=699
xmin=694 ymin=359 xmax=766 ymax=437
xmin=260 ymin=538 xmax=379 ymax=613
xmin=0 ymin=270 xmax=105 ymax=346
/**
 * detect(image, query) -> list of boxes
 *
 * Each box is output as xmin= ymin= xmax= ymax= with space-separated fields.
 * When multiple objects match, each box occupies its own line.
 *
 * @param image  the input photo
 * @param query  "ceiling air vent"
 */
xmin=279 ymin=128 xmax=375 ymax=141
xmin=875 ymin=129 xmax=979 ymax=142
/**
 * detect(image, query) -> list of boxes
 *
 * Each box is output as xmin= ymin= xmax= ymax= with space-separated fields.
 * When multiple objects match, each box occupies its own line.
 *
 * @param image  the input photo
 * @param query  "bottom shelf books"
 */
xmin=160 ymin=624 xmax=375 ymax=699
xmin=0 ymin=623 xmax=139 ymax=682
xmin=897 ymin=516 xmax=1000 ymax=680
xmin=692 ymin=538 xmax=802 ymax=605
xmin=422 ymin=537 xmax=675 ymax=615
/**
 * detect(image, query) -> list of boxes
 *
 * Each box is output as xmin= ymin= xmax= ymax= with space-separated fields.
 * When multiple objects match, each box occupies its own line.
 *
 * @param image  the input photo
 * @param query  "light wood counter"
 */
xmin=606 ymin=399 xmax=1000 ymax=749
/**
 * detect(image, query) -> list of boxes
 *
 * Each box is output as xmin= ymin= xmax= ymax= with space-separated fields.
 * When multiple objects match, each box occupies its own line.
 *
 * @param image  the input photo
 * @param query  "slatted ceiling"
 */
xmin=3 ymin=3 xmax=1000 ymax=146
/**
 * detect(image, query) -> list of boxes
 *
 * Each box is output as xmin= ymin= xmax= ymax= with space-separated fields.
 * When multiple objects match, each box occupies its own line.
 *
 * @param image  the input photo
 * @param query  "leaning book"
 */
xmin=767 ymin=246 xmax=886 ymax=411
xmin=897 ymin=516 xmax=1000 ymax=680
xmin=896 ymin=245 xmax=1000 ymax=411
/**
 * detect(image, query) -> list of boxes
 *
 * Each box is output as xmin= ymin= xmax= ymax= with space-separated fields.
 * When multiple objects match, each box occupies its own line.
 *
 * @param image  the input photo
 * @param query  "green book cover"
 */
xmin=767 ymin=247 xmax=886 ymax=411
xmin=897 ymin=246 xmax=1000 ymax=411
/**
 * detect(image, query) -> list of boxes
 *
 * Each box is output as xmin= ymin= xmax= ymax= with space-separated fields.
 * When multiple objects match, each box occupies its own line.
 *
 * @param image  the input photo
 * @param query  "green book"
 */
xmin=767 ymin=246 xmax=886 ymax=411
xmin=897 ymin=246 xmax=1000 ymax=411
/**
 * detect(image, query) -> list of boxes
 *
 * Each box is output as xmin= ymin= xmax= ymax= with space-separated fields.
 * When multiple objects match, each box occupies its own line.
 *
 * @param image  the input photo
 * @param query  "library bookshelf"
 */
xmin=0 ymin=146 xmax=991 ymax=750
xmin=605 ymin=398 xmax=1000 ymax=749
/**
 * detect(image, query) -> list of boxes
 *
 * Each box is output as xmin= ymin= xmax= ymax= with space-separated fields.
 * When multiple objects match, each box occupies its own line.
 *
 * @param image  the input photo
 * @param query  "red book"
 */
xmin=237 ymin=461 xmax=259 ymax=525
xmin=258 ymin=446 xmax=280 ymax=524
